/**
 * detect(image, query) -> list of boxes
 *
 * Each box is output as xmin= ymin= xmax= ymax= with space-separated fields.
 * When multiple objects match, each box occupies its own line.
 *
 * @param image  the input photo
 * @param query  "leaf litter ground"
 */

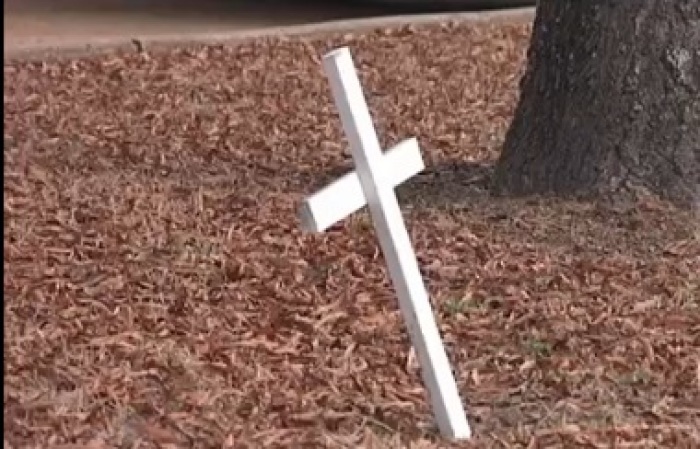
xmin=4 ymin=20 xmax=700 ymax=449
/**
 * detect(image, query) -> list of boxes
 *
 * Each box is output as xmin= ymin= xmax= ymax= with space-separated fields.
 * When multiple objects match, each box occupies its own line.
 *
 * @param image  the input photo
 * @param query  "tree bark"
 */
xmin=493 ymin=0 xmax=700 ymax=206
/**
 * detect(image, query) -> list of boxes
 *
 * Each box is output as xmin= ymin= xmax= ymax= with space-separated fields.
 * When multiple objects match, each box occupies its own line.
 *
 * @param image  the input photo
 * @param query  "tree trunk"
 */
xmin=492 ymin=0 xmax=700 ymax=206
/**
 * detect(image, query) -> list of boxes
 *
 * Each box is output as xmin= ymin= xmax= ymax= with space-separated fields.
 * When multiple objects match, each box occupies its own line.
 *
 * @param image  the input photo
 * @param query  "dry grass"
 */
xmin=4 ymin=20 xmax=700 ymax=449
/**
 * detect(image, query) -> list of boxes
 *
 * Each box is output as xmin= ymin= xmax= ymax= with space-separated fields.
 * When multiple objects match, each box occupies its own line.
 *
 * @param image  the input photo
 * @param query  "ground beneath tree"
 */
xmin=4 ymin=21 xmax=699 ymax=449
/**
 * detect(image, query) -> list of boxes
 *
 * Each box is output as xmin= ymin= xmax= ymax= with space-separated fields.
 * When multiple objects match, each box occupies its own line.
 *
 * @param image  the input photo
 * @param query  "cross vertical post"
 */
xmin=300 ymin=46 xmax=471 ymax=440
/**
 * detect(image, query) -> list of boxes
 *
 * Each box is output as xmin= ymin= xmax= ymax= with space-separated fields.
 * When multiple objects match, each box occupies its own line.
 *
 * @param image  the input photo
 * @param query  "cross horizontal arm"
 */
xmin=299 ymin=138 xmax=424 ymax=233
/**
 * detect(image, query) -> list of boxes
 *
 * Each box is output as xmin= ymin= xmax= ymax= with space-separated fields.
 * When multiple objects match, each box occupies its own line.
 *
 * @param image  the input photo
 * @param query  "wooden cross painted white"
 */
xmin=299 ymin=46 xmax=471 ymax=440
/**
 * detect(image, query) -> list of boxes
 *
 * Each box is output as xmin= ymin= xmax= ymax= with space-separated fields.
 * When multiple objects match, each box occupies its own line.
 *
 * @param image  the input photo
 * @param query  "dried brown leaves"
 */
xmin=4 ymin=20 xmax=699 ymax=449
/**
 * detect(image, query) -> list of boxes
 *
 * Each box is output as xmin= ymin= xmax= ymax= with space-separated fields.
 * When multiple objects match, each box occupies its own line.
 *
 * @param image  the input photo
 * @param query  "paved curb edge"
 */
xmin=4 ymin=7 xmax=534 ymax=61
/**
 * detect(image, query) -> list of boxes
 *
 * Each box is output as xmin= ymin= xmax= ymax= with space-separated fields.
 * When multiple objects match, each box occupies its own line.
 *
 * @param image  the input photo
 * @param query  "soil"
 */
xmin=4 ymin=18 xmax=699 ymax=449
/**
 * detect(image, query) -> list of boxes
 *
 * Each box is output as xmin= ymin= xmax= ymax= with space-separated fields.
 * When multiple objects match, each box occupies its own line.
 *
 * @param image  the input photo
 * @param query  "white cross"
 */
xmin=299 ymin=46 xmax=471 ymax=441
